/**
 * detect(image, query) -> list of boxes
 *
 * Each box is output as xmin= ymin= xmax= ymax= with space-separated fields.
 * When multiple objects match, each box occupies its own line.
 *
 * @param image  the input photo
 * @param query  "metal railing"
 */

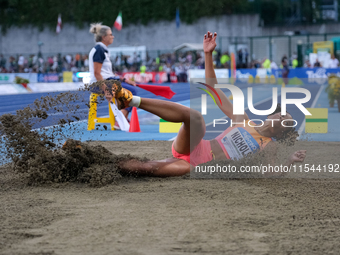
xmin=2 ymin=33 xmax=340 ymax=73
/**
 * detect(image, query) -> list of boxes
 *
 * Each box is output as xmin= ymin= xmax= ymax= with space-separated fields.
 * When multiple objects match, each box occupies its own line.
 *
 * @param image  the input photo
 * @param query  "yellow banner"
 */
xmin=63 ymin=72 xmax=73 ymax=83
xmin=313 ymin=41 xmax=334 ymax=55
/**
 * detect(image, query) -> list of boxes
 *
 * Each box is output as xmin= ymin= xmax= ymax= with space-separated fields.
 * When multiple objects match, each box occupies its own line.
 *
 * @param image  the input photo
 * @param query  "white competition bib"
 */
xmin=220 ymin=127 xmax=260 ymax=160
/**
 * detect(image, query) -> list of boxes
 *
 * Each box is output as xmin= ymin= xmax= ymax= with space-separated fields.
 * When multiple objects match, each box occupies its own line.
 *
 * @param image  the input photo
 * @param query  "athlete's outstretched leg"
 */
xmin=118 ymin=158 xmax=191 ymax=177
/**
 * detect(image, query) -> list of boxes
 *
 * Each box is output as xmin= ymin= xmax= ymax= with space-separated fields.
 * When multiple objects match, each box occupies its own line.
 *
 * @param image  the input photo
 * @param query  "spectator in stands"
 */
xmin=38 ymin=55 xmax=44 ymax=73
xmin=178 ymin=53 xmax=186 ymax=63
xmin=184 ymin=62 xmax=191 ymax=81
xmin=65 ymin=54 xmax=72 ymax=69
xmin=57 ymin=54 xmax=63 ymax=72
xmin=32 ymin=55 xmax=38 ymax=72
xmin=250 ymin=59 xmax=261 ymax=68
xmin=75 ymin=53 xmax=80 ymax=67
xmin=270 ymin=60 xmax=278 ymax=69
xmin=82 ymin=55 xmax=89 ymax=71
xmin=237 ymin=49 xmax=248 ymax=68
xmin=314 ymin=58 xmax=321 ymax=68
xmin=51 ymin=55 xmax=58 ymax=72
xmin=164 ymin=54 xmax=170 ymax=64
xmin=164 ymin=63 xmax=171 ymax=82
xmin=47 ymin=56 xmax=54 ymax=68
xmin=122 ymin=65 xmax=128 ymax=73
xmin=27 ymin=55 xmax=33 ymax=70
xmin=186 ymin=52 xmax=193 ymax=64
xmin=71 ymin=63 xmax=78 ymax=73
xmin=195 ymin=52 xmax=204 ymax=69
xmin=216 ymin=49 xmax=221 ymax=68
xmin=179 ymin=63 xmax=187 ymax=82
xmin=304 ymin=59 xmax=311 ymax=68
xmin=329 ymin=55 xmax=339 ymax=68
xmin=23 ymin=57 xmax=28 ymax=73
xmin=0 ymin=55 xmax=6 ymax=71
xmin=9 ymin=56 xmax=17 ymax=73
xmin=76 ymin=53 xmax=83 ymax=70
xmin=282 ymin=58 xmax=289 ymax=86
xmin=220 ymin=52 xmax=230 ymax=68
xmin=170 ymin=53 xmax=176 ymax=64
xmin=140 ymin=64 xmax=147 ymax=83
xmin=241 ymin=48 xmax=249 ymax=68
xmin=262 ymin=58 xmax=271 ymax=69
xmin=18 ymin=55 xmax=25 ymax=72
xmin=174 ymin=63 xmax=181 ymax=82
xmin=127 ymin=54 xmax=134 ymax=68
xmin=115 ymin=55 xmax=122 ymax=66
xmin=155 ymin=55 xmax=160 ymax=67
xmin=158 ymin=63 xmax=163 ymax=72
xmin=290 ymin=52 xmax=298 ymax=67
xmin=212 ymin=50 xmax=218 ymax=67
xmin=281 ymin=55 xmax=288 ymax=67
xmin=88 ymin=22 xmax=136 ymax=122
xmin=159 ymin=54 xmax=166 ymax=65
xmin=136 ymin=54 xmax=141 ymax=70
xmin=292 ymin=56 xmax=298 ymax=68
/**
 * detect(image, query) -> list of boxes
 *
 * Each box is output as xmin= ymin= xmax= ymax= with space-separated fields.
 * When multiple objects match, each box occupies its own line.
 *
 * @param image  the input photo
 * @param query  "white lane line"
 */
xmin=311 ymin=85 xmax=324 ymax=108
xmin=297 ymin=84 xmax=324 ymax=139
xmin=32 ymin=119 xmax=88 ymax=132
xmin=40 ymin=105 xmax=106 ymax=117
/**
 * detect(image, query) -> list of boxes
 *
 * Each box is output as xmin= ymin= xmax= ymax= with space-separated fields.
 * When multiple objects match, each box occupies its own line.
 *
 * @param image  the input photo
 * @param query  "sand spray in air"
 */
xmin=0 ymin=88 xmax=146 ymax=186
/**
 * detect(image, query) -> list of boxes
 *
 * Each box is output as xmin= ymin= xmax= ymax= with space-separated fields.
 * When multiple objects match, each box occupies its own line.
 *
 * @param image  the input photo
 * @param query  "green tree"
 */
xmin=0 ymin=0 xmax=260 ymax=34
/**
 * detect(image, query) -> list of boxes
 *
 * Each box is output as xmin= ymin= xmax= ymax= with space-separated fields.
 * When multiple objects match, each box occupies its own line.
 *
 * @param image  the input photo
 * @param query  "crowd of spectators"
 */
xmin=111 ymin=51 xmax=205 ymax=82
xmin=1 ymin=49 xmax=339 ymax=82
xmin=0 ymin=51 xmax=206 ymax=83
xmin=0 ymin=53 xmax=89 ymax=74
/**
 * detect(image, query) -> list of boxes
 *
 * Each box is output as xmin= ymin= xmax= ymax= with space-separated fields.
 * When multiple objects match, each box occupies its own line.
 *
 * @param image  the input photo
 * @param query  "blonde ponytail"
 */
xmin=89 ymin=23 xmax=110 ymax=42
xmin=89 ymin=23 xmax=102 ymax=35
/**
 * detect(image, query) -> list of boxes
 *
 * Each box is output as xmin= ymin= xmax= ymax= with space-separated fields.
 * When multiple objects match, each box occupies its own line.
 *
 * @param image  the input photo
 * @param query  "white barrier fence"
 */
xmin=0 ymin=82 xmax=85 ymax=95
xmin=0 ymin=73 xmax=38 ymax=84
xmin=188 ymin=69 xmax=229 ymax=79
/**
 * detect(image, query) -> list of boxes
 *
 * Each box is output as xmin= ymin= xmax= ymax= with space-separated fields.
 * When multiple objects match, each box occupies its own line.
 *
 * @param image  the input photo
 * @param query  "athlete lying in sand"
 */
xmin=91 ymin=31 xmax=306 ymax=177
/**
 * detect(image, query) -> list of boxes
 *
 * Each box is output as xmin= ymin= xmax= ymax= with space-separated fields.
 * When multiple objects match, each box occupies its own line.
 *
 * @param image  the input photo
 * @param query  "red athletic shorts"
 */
xmin=172 ymin=139 xmax=213 ymax=167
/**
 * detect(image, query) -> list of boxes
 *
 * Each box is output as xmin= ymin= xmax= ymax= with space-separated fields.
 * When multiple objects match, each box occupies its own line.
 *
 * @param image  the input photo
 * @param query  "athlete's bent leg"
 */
xmin=138 ymin=98 xmax=206 ymax=155
xmin=110 ymin=81 xmax=206 ymax=159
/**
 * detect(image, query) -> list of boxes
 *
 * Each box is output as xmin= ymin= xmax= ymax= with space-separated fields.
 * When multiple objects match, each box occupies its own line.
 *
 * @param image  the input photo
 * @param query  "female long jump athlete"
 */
xmin=93 ymin=31 xmax=306 ymax=177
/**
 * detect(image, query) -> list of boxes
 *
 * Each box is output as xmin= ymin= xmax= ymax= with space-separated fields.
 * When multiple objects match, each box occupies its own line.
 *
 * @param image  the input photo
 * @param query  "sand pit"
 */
xmin=1 ymin=90 xmax=339 ymax=254
xmin=1 ymin=140 xmax=340 ymax=254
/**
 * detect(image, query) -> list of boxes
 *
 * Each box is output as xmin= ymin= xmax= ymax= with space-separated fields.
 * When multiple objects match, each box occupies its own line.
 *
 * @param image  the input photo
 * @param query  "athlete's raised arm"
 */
xmin=203 ymin=31 xmax=248 ymax=122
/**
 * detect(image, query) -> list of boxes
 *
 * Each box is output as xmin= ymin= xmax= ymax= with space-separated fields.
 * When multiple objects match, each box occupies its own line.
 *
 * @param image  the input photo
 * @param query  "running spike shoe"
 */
xmin=114 ymin=85 xmax=133 ymax=110
xmin=90 ymin=80 xmax=132 ymax=109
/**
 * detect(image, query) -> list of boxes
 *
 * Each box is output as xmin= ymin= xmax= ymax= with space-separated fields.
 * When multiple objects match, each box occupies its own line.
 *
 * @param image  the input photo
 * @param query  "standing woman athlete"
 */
xmin=89 ymin=23 xmax=137 ymax=120
xmin=92 ymin=31 xmax=306 ymax=177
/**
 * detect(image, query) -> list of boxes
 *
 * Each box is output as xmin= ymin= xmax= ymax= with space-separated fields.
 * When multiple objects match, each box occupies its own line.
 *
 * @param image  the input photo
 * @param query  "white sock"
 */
xmin=129 ymin=96 xmax=141 ymax=107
